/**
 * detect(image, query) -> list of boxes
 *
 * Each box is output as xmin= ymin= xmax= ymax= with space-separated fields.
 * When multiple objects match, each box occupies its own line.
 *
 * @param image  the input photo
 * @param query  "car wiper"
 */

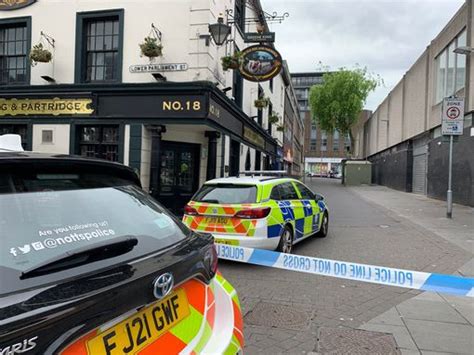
xmin=20 ymin=236 xmax=138 ymax=279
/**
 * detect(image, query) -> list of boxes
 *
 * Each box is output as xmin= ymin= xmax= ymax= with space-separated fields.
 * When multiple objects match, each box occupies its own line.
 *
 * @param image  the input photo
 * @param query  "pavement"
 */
xmin=349 ymin=184 xmax=474 ymax=355
xmin=218 ymin=178 xmax=473 ymax=354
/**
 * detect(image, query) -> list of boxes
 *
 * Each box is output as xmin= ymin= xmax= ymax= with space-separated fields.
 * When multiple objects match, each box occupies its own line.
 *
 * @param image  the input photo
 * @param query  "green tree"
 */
xmin=309 ymin=68 xmax=379 ymax=155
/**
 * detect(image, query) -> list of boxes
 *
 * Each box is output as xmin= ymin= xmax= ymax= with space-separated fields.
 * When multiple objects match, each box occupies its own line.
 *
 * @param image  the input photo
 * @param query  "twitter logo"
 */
xmin=19 ymin=244 xmax=31 ymax=254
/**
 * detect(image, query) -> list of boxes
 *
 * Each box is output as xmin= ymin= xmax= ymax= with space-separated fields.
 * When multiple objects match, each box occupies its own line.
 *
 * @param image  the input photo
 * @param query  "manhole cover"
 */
xmin=317 ymin=327 xmax=400 ymax=355
xmin=244 ymin=302 xmax=312 ymax=330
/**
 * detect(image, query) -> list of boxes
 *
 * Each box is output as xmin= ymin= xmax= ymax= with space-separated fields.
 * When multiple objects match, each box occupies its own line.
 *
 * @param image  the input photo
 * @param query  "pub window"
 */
xmin=0 ymin=17 xmax=30 ymax=85
xmin=257 ymin=84 xmax=264 ymax=126
xmin=76 ymin=10 xmax=124 ymax=83
xmin=267 ymin=102 xmax=273 ymax=135
xmin=0 ymin=124 xmax=28 ymax=149
xmin=42 ymin=129 xmax=53 ymax=144
xmin=78 ymin=125 xmax=119 ymax=162
xmin=234 ymin=0 xmax=246 ymax=33
xmin=232 ymin=47 xmax=244 ymax=108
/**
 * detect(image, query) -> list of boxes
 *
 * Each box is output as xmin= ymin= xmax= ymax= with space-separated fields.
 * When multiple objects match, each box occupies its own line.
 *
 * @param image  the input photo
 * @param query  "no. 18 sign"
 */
xmin=442 ymin=97 xmax=464 ymax=135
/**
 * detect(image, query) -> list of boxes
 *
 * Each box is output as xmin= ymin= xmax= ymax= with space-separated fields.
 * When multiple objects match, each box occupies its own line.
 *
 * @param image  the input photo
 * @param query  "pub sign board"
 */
xmin=244 ymin=32 xmax=276 ymax=43
xmin=0 ymin=98 xmax=94 ymax=116
xmin=0 ymin=0 xmax=36 ymax=10
xmin=239 ymin=45 xmax=283 ymax=82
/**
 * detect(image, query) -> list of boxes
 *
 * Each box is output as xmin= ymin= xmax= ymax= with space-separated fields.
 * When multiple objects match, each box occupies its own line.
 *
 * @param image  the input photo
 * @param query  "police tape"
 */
xmin=216 ymin=244 xmax=474 ymax=298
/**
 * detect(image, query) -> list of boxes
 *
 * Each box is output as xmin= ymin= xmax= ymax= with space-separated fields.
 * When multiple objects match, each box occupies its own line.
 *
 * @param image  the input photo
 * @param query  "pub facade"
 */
xmin=0 ymin=0 xmax=296 ymax=214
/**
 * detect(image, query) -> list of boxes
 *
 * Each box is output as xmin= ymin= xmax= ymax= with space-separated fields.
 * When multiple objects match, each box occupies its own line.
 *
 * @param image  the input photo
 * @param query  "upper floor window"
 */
xmin=344 ymin=133 xmax=351 ymax=152
xmin=234 ymin=0 xmax=246 ymax=33
xmin=435 ymin=29 xmax=466 ymax=103
xmin=0 ymin=17 xmax=30 ymax=85
xmin=267 ymin=102 xmax=273 ymax=134
xmin=76 ymin=10 xmax=124 ymax=83
xmin=321 ymin=131 xmax=327 ymax=152
xmin=310 ymin=124 xmax=317 ymax=151
xmin=333 ymin=130 xmax=339 ymax=152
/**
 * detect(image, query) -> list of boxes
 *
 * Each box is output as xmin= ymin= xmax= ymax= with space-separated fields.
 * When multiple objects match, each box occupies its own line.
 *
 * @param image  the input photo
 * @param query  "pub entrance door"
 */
xmin=157 ymin=141 xmax=200 ymax=216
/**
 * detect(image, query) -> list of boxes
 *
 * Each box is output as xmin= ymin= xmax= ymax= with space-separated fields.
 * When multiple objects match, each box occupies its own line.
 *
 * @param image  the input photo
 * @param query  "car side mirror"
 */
xmin=314 ymin=193 xmax=324 ymax=202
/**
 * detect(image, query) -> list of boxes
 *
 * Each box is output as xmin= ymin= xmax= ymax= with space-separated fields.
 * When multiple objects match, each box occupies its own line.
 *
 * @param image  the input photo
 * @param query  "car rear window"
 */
xmin=193 ymin=184 xmax=257 ymax=204
xmin=0 ymin=168 xmax=188 ymax=278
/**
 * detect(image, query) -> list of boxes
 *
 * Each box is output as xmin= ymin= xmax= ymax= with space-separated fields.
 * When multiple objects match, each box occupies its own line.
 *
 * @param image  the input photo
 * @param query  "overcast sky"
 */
xmin=261 ymin=0 xmax=465 ymax=110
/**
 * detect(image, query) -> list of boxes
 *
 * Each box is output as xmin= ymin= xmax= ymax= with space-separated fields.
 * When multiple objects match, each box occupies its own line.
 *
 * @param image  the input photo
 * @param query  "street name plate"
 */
xmin=441 ymin=97 xmax=464 ymax=135
xmin=129 ymin=63 xmax=188 ymax=73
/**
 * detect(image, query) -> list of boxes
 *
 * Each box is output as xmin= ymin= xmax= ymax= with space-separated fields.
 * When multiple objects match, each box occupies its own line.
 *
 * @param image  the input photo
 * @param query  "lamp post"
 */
xmin=444 ymin=46 xmax=472 ymax=218
xmin=208 ymin=16 xmax=231 ymax=46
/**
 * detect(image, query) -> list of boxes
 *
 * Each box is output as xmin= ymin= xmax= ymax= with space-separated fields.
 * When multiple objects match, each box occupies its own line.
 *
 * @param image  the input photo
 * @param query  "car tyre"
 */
xmin=316 ymin=212 xmax=329 ymax=238
xmin=277 ymin=225 xmax=293 ymax=254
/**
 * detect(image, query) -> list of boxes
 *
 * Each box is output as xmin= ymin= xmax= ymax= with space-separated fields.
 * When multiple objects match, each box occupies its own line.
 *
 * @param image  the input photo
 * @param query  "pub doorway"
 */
xmin=156 ymin=141 xmax=200 ymax=216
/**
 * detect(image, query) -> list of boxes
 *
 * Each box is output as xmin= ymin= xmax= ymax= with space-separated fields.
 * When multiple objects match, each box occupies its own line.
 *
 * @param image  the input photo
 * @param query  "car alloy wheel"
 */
xmin=317 ymin=213 xmax=329 ymax=238
xmin=278 ymin=226 xmax=293 ymax=253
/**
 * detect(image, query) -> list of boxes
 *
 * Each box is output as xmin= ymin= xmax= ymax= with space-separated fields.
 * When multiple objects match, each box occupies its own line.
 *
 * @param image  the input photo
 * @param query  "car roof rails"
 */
xmin=0 ymin=134 xmax=24 ymax=152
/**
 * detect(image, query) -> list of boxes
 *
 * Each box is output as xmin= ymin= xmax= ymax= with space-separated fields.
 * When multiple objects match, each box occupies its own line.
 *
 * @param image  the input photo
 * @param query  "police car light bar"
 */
xmin=0 ymin=134 xmax=24 ymax=152
xmin=239 ymin=170 xmax=287 ymax=177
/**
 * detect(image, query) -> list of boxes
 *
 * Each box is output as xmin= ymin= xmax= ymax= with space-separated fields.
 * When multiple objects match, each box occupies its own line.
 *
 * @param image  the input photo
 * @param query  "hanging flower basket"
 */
xmin=139 ymin=36 xmax=163 ymax=58
xmin=221 ymin=51 xmax=242 ymax=71
xmin=29 ymin=43 xmax=52 ymax=66
xmin=268 ymin=112 xmax=280 ymax=124
xmin=254 ymin=97 xmax=270 ymax=109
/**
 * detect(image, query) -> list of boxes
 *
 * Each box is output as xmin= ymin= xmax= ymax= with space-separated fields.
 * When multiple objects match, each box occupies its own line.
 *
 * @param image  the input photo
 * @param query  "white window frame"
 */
xmin=435 ymin=29 xmax=467 ymax=104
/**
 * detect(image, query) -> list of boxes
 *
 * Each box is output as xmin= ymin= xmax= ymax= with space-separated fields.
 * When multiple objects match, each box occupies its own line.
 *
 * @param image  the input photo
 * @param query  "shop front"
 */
xmin=0 ymin=81 xmax=277 ymax=214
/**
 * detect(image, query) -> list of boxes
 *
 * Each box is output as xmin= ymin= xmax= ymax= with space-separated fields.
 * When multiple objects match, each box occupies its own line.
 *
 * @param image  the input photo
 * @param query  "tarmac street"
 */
xmin=218 ymin=178 xmax=474 ymax=354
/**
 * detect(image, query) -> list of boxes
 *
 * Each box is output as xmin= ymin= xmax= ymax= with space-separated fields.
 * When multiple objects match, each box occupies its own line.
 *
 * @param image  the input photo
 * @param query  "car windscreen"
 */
xmin=0 ymin=172 xmax=188 ymax=274
xmin=193 ymin=184 xmax=257 ymax=204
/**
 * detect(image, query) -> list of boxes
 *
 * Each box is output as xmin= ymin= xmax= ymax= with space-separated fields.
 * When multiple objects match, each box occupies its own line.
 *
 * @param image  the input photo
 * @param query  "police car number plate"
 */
xmin=204 ymin=216 xmax=230 ymax=224
xmin=86 ymin=288 xmax=190 ymax=354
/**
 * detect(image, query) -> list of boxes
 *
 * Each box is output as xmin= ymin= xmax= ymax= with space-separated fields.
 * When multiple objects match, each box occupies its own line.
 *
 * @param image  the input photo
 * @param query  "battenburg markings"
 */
xmin=216 ymin=245 xmax=474 ymax=297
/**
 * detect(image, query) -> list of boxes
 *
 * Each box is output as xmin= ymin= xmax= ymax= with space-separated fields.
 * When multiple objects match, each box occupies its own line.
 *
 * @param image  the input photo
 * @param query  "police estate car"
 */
xmin=183 ymin=174 xmax=329 ymax=253
xmin=0 ymin=135 xmax=243 ymax=355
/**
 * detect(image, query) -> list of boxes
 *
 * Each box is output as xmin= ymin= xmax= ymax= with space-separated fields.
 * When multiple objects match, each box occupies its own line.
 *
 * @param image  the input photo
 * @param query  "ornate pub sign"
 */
xmin=239 ymin=45 xmax=283 ymax=82
xmin=0 ymin=0 xmax=37 ymax=11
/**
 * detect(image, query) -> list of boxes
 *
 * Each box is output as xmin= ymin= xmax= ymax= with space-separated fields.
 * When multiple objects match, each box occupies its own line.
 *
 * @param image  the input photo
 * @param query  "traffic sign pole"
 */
xmin=447 ymin=135 xmax=453 ymax=219
xmin=441 ymin=96 xmax=464 ymax=219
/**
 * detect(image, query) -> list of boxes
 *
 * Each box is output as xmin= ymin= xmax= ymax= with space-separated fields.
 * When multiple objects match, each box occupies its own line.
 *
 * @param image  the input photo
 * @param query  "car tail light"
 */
xmin=234 ymin=207 xmax=271 ymax=219
xmin=184 ymin=205 xmax=199 ymax=216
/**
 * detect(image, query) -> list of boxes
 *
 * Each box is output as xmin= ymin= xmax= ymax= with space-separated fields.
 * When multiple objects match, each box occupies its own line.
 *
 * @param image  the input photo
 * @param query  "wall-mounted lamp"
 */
xmin=41 ymin=75 xmax=56 ymax=83
xmin=208 ymin=16 xmax=231 ymax=46
xmin=453 ymin=46 xmax=473 ymax=55
xmin=152 ymin=73 xmax=167 ymax=82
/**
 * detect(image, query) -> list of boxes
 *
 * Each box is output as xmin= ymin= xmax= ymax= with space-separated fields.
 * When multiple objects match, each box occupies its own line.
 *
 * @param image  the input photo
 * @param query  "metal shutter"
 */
xmin=412 ymin=153 xmax=427 ymax=194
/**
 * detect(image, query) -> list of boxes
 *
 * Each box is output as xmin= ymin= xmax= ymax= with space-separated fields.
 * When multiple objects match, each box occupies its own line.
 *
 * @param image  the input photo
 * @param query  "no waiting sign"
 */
xmin=442 ymin=97 xmax=464 ymax=135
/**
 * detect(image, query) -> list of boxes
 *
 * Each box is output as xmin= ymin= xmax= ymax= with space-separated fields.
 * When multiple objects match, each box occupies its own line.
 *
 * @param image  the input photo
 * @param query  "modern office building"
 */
xmin=353 ymin=0 xmax=473 ymax=206
xmin=0 ymin=0 xmax=298 ymax=214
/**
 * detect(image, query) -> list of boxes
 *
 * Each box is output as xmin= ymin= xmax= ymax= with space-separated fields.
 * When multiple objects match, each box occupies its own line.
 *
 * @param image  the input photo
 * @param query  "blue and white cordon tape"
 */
xmin=216 ymin=244 xmax=474 ymax=297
